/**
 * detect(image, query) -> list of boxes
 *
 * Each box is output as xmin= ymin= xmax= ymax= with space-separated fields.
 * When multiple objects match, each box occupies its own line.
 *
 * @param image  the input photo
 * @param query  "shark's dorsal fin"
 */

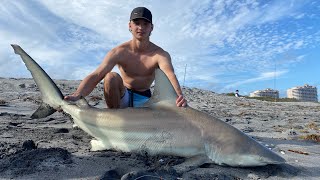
xmin=143 ymin=68 xmax=177 ymax=107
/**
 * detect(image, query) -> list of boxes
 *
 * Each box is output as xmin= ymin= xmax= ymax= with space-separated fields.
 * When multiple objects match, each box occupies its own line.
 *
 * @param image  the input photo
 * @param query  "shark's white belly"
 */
xmin=99 ymin=128 xmax=204 ymax=156
xmin=72 ymin=114 xmax=205 ymax=157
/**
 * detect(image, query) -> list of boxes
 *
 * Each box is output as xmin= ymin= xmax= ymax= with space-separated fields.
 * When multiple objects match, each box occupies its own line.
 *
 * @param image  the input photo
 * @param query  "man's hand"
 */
xmin=58 ymin=93 xmax=81 ymax=112
xmin=64 ymin=93 xmax=81 ymax=102
xmin=176 ymin=95 xmax=187 ymax=107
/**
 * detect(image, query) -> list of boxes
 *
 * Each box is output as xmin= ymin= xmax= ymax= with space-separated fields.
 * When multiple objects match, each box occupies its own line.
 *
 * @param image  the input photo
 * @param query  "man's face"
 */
xmin=129 ymin=19 xmax=153 ymax=39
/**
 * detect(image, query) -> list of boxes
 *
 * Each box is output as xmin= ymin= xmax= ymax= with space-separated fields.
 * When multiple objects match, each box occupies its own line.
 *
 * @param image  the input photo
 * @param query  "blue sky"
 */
xmin=1 ymin=0 xmax=320 ymax=98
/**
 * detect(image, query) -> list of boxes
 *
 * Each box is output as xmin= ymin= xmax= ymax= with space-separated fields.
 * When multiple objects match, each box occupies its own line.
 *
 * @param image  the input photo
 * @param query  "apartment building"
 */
xmin=249 ymin=88 xmax=279 ymax=98
xmin=287 ymin=84 xmax=318 ymax=102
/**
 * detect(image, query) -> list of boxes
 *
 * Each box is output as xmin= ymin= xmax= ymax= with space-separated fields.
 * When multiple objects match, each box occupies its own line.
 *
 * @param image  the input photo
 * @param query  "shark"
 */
xmin=11 ymin=44 xmax=285 ymax=168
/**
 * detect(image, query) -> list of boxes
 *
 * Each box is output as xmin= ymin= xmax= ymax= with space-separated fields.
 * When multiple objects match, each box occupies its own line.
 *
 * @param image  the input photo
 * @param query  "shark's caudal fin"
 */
xmin=143 ymin=69 xmax=177 ymax=107
xmin=11 ymin=44 xmax=64 ymax=118
xmin=30 ymin=103 xmax=57 ymax=119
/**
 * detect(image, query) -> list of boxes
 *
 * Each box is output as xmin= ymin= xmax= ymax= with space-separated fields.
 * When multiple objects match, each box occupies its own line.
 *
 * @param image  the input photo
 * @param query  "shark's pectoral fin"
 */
xmin=203 ymin=142 xmax=225 ymax=165
xmin=173 ymin=155 xmax=208 ymax=174
xmin=30 ymin=103 xmax=56 ymax=119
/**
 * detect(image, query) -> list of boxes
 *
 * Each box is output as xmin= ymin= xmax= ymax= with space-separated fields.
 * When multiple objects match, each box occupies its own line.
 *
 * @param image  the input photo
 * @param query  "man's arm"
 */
xmin=64 ymin=49 xmax=119 ymax=101
xmin=157 ymin=51 xmax=187 ymax=107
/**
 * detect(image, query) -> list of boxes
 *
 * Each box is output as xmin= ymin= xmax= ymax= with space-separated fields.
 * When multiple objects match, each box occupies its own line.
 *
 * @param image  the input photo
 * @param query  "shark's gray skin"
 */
xmin=11 ymin=44 xmax=285 ymax=167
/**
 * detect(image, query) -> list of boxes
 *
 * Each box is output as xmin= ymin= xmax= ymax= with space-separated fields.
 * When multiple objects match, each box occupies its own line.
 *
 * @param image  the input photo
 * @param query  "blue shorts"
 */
xmin=120 ymin=88 xmax=151 ymax=108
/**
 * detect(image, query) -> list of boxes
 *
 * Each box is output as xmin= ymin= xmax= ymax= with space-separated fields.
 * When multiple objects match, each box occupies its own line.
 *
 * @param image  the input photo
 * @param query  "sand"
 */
xmin=0 ymin=77 xmax=319 ymax=179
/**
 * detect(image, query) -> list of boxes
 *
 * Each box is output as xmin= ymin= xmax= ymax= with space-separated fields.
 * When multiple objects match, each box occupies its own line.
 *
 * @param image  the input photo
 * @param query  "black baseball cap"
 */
xmin=130 ymin=7 xmax=152 ymax=23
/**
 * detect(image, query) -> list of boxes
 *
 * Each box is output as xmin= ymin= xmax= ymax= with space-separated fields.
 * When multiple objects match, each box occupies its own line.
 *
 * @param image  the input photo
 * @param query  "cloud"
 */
xmin=223 ymin=70 xmax=289 ymax=90
xmin=1 ymin=0 xmax=319 ymax=93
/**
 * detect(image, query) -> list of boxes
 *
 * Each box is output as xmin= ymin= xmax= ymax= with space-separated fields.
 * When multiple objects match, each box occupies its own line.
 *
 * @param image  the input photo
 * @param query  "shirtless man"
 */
xmin=65 ymin=7 xmax=187 ymax=108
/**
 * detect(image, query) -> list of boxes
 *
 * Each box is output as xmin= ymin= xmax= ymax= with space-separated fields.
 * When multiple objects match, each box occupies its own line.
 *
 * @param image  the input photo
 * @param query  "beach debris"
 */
xmin=28 ymin=83 xmax=36 ymax=88
xmin=72 ymin=123 xmax=80 ymax=129
xmin=280 ymin=151 xmax=285 ymax=155
xmin=242 ymin=126 xmax=254 ymax=133
xmin=22 ymin=140 xmax=37 ymax=150
xmin=247 ymin=173 xmax=260 ymax=179
xmin=288 ymin=149 xmax=309 ymax=155
xmin=306 ymin=122 xmax=319 ymax=130
xmin=0 ymin=99 xmax=7 ymax=106
xmin=54 ymin=128 xmax=69 ymax=134
xmin=225 ymin=118 xmax=232 ymax=123
xmin=19 ymin=83 xmax=26 ymax=88
xmin=265 ymin=144 xmax=275 ymax=148
xmin=8 ymin=122 xmax=21 ymax=127
xmin=22 ymin=96 xmax=41 ymax=104
xmin=285 ymin=129 xmax=299 ymax=138
xmin=264 ymin=144 xmax=272 ymax=150
xmin=288 ymin=129 xmax=297 ymax=136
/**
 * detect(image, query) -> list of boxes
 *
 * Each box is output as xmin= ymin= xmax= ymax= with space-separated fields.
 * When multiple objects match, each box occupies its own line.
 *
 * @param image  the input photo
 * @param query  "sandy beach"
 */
xmin=0 ymin=77 xmax=319 ymax=179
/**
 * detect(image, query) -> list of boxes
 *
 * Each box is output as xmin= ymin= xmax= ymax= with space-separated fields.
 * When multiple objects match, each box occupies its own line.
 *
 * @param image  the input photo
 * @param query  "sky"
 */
xmin=1 ymin=0 xmax=320 ymax=98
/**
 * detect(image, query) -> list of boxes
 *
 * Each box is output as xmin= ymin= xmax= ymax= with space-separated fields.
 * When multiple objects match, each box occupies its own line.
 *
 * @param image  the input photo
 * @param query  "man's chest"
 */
xmin=119 ymin=55 xmax=157 ymax=76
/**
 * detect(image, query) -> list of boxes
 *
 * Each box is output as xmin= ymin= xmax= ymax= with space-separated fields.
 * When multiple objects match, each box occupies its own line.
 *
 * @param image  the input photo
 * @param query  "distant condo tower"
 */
xmin=249 ymin=88 xmax=279 ymax=98
xmin=287 ymin=84 xmax=318 ymax=102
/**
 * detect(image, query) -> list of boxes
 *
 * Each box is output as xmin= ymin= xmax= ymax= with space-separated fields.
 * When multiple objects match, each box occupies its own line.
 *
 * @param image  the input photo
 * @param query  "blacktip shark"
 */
xmin=11 ymin=44 xmax=285 ymax=168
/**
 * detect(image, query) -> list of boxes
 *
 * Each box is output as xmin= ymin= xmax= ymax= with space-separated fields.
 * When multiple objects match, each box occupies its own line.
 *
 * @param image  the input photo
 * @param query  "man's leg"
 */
xmin=103 ymin=72 xmax=125 ymax=108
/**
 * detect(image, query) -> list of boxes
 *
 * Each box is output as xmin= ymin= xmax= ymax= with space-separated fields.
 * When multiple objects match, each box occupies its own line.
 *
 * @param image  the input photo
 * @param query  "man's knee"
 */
xmin=103 ymin=72 xmax=125 ymax=109
xmin=104 ymin=72 xmax=122 ymax=85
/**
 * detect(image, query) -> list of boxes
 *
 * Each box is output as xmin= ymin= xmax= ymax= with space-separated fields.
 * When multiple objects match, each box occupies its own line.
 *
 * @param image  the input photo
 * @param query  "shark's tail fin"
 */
xmin=11 ymin=44 xmax=64 ymax=119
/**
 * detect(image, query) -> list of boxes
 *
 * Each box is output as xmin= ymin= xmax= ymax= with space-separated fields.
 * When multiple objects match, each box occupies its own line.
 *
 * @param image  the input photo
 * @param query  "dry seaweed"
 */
xmin=288 ymin=149 xmax=309 ymax=155
xmin=300 ymin=134 xmax=320 ymax=143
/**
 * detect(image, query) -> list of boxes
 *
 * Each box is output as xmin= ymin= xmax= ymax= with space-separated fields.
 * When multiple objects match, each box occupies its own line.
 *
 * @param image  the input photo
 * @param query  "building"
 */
xmin=249 ymin=88 xmax=279 ymax=98
xmin=287 ymin=84 xmax=318 ymax=102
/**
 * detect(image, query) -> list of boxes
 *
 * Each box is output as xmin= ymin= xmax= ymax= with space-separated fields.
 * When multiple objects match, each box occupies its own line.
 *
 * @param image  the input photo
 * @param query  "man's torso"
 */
xmin=115 ymin=41 xmax=163 ymax=92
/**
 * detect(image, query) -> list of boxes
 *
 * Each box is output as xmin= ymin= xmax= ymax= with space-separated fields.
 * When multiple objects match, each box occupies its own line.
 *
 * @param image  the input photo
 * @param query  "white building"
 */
xmin=250 ymin=88 xmax=279 ymax=98
xmin=287 ymin=84 xmax=318 ymax=102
